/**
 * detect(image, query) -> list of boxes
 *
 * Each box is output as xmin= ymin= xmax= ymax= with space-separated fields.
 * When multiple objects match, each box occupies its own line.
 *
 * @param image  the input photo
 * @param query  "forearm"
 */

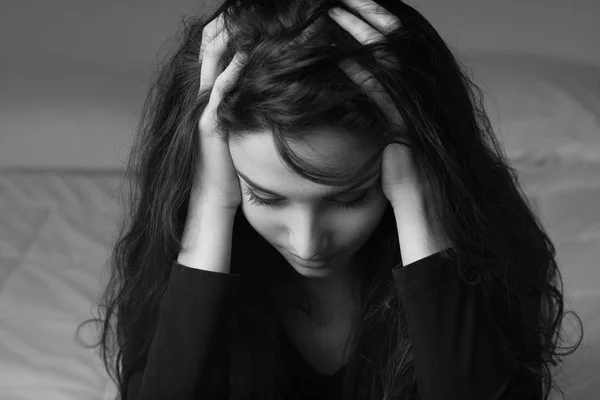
xmin=178 ymin=202 xmax=237 ymax=274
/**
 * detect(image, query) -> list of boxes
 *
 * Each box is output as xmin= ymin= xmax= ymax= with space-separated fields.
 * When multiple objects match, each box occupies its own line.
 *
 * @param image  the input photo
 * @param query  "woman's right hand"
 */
xmin=192 ymin=13 xmax=247 ymax=213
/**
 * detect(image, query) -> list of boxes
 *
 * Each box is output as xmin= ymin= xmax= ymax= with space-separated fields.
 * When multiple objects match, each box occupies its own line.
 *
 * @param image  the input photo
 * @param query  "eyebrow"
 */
xmin=236 ymin=169 xmax=380 ymax=199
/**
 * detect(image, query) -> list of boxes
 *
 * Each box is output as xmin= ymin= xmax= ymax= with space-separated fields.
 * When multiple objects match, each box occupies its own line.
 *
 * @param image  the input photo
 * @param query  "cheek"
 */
xmin=341 ymin=195 xmax=388 ymax=241
xmin=239 ymin=202 xmax=278 ymax=239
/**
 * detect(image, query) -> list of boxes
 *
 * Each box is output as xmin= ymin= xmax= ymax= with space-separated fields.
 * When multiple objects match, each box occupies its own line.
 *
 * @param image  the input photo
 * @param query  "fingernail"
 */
xmin=328 ymin=7 xmax=341 ymax=16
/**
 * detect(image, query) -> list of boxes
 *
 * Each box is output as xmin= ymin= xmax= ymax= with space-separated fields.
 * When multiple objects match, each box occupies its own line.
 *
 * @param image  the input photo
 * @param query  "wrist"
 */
xmin=180 ymin=204 xmax=236 ymax=252
xmin=392 ymin=194 xmax=451 ymax=266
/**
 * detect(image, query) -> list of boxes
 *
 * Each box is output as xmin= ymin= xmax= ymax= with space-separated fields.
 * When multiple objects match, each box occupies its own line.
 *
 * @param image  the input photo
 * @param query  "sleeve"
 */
xmin=121 ymin=261 xmax=241 ymax=400
xmin=392 ymin=249 xmax=519 ymax=400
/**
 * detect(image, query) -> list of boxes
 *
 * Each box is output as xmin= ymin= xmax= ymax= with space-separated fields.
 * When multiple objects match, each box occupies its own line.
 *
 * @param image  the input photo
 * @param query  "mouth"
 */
xmin=288 ymin=252 xmax=335 ymax=267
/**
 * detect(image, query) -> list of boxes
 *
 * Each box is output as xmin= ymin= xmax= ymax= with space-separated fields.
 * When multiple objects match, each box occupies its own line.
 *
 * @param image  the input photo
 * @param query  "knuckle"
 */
xmin=202 ymin=26 xmax=216 ymax=42
xmin=212 ymin=77 xmax=226 ymax=93
xmin=203 ymin=39 xmax=220 ymax=56
xmin=199 ymin=115 xmax=215 ymax=135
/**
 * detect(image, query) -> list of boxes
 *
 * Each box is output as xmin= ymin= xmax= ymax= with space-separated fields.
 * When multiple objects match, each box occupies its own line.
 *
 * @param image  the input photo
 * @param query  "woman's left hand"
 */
xmin=329 ymin=0 xmax=451 ymax=263
xmin=327 ymin=0 xmax=427 ymax=207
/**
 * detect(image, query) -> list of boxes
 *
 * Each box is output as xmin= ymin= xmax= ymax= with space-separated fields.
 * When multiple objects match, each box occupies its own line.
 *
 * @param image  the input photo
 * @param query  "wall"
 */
xmin=406 ymin=0 xmax=600 ymax=65
xmin=1 ymin=0 xmax=599 ymax=169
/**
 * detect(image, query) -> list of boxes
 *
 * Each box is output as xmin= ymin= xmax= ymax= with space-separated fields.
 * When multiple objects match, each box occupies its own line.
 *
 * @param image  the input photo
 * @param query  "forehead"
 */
xmin=229 ymin=129 xmax=376 ymax=181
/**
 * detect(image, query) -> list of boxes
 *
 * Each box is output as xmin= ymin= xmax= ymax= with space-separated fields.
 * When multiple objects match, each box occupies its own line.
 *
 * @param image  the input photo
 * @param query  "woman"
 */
xmin=83 ymin=0 xmax=582 ymax=398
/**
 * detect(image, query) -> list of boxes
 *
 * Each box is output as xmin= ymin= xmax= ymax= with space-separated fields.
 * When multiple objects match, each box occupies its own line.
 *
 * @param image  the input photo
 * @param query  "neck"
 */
xmin=269 ymin=248 xmax=369 ymax=324
xmin=293 ymin=257 xmax=365 ymax=325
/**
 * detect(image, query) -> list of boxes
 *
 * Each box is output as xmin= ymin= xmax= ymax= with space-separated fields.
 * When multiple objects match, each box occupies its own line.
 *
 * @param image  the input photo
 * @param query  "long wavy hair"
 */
xmin=79 ymin=0 xmax=583 ymax=398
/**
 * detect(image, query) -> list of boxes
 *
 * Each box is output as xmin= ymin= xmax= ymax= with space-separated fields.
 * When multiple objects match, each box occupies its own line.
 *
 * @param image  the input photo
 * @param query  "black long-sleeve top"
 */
xmin=121 ymin=250 xmax=540 ymax=399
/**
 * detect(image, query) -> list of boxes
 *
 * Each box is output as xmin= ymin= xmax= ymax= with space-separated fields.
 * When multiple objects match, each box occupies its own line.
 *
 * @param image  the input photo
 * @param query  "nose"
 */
xmin=288 ymin=208 xmax=329 ymax=260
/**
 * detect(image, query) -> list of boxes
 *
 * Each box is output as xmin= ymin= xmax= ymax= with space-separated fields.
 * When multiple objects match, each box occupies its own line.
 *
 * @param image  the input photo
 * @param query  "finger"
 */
xmin=212 ymin=52 xmax=248 ymax=97
xmin=338 ymin=59 xmax=404 ymax=129
xmin=200 ymin=13 xmax=226 ymax=62
xmin=328 ymin=6 xmax=399 ymax=68
xmin=339 ymin=0 xmax=402 ymax=34
xmin=200 ymin=27 xmax=229 ymax=92
xmin=199 ymin=52 xmax=248 ymax=132
xmin=328 ymin=7 xmax=386 ymax=46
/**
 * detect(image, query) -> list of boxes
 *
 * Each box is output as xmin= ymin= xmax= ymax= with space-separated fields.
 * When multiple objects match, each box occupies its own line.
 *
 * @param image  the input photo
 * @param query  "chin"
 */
xmin=291 ymin=264 xmax=335 ymax=278
xmin=284 ymin=252 xmax=349 ymax=279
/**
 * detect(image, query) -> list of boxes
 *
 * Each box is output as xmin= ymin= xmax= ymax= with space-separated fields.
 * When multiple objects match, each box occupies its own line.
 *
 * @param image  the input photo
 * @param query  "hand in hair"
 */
xmin=328 ymin=0 xmax=452 ymax=264
xmin=179 ymin=12 xmax=248 ymax=265
xmin=193 ymin=13 xmax=247 ymax=212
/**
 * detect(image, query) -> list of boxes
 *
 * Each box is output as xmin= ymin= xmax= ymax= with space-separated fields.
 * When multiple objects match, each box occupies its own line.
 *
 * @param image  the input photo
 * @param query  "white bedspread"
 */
xmin=0 ymin=171 xmax=122 ymax=399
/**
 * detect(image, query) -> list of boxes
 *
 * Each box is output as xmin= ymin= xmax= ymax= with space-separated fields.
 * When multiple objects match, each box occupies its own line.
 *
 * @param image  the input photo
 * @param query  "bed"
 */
xmin=0 ymin=51 xmax=599 ymax=399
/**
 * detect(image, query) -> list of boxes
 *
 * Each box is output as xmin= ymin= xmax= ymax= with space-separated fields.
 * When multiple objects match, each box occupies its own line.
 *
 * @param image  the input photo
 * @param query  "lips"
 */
xmin=290 ymin=252 xmax=334 ymax=263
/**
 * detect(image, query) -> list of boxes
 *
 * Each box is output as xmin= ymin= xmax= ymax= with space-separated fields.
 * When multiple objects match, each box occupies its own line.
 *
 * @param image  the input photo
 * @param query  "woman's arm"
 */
xmin=121 ymin=263 xmax=240 ymax=400
xmin=122 ymin=206 xmax=240 ymax=399
xmin=393 ymin=251 xmax=518 ymax=399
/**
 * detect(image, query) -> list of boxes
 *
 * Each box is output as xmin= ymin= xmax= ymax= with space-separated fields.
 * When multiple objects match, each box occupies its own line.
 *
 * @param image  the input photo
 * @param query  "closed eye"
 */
xmin=242 ymin=188 xmax=371 ymax=209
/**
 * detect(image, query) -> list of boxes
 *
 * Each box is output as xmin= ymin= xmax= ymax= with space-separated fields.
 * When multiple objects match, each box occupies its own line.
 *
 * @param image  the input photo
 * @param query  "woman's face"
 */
xmin=229 ymin=130 xmax=388 ymax=279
